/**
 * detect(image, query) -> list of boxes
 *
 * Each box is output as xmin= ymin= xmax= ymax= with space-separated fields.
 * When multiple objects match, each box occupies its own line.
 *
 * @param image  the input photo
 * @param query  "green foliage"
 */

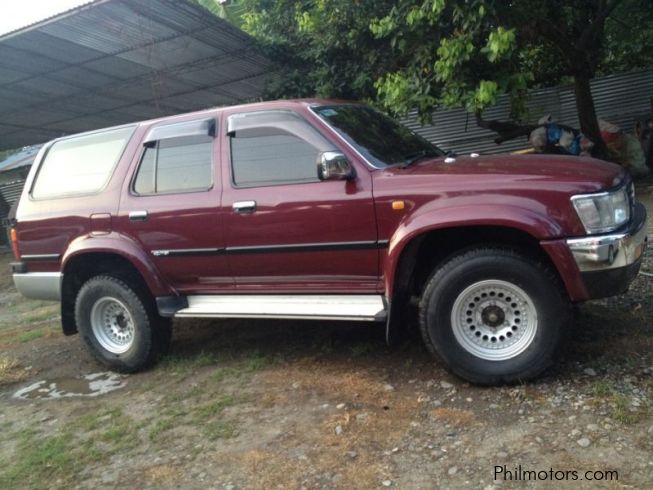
xmin=15 ymin=328 xmax=45 ymax=343
xmin=195 ymin=0 xmax=247 ymax=28
xmin=238 ymin=0 xmax=397 ymax=101
xmin=600 ymin=0 xmax=653 ymax=75
xmin=232 ymin=1 xmax=652 ymax=125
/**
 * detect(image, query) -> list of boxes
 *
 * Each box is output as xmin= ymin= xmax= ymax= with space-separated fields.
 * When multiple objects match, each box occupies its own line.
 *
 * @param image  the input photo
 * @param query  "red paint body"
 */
xmin=13 ymin=100 xmax=627 ymax=303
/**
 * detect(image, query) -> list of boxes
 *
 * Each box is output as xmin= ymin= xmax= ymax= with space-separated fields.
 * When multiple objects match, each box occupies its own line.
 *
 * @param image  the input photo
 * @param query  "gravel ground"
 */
xmin=0 ymin=181 xmax=652 ymax=489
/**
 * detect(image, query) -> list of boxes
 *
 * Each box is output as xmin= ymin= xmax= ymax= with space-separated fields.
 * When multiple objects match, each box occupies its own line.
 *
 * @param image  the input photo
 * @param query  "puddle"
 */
xmin=13 ymin=372 xmax=127 ymax=400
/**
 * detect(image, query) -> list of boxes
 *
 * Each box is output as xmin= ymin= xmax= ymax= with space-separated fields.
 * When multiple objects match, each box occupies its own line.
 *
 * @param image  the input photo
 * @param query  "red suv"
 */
xmin=8 ymin=100 xmax=647 ymax=384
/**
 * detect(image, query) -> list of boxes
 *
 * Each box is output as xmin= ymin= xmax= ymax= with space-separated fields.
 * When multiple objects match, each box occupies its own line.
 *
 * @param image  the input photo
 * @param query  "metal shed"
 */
xmin=0 ymin=0 xmax=272 ymax=151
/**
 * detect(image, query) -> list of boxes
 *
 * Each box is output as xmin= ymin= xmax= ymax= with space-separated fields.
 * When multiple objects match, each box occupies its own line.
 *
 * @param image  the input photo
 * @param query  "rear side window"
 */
xmin=31 ymin=126 xmax=134 ymax=199
xmin=133 ymin=119 xmax=214 ymax=195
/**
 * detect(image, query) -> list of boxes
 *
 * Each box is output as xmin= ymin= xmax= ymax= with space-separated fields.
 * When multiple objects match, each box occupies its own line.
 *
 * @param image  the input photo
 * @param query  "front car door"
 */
xmin=220 ymin=107 xmax=380 ymax=293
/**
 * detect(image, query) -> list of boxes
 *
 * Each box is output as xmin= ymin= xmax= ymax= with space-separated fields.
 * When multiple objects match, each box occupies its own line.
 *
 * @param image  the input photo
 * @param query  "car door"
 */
xmin=118 ymin=114 xmax=232 ymax=293
xmin=221 ymin=108 xmax=380 ymax=293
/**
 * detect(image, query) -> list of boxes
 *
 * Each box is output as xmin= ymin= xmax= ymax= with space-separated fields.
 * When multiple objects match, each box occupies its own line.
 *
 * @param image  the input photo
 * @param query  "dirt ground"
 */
xmin=2 ymin=182 xmax=653 ymax=490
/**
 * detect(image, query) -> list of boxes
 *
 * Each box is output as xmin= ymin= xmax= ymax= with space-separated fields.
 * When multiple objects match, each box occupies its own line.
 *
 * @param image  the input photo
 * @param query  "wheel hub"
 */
xmin=481 ymin=305 xmax=505 ymax=327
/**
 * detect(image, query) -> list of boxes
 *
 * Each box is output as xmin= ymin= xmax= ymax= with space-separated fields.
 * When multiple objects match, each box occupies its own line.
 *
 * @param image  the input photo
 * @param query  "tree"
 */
xmin=239 ymin=0 xmax=397 ymax=100
xmin=195 ymin=0 xmax=248 ymax=28
xmin=238 ymin=1 xmax=653 ymax=157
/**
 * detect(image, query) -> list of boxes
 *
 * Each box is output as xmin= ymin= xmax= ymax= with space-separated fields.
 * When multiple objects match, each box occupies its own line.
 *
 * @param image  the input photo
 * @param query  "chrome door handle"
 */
xmin=129 ymin=210 xmax=148 ymax=222
xmin=232 ymin=200 xmax=256 ymax=214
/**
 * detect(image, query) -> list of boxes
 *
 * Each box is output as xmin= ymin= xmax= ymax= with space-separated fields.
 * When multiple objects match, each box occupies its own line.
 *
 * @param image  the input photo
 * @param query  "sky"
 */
xmin=0 ymin=0 xmax=90 ymax=36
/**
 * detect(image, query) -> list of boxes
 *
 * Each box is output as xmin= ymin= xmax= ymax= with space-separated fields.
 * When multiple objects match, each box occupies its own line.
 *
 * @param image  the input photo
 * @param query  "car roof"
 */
xmin=48 ymin=99 xmax=359 ymax=144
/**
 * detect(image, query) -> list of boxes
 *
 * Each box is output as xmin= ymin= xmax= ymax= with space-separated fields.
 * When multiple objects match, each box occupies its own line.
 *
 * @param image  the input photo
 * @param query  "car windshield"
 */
xmin=313 ymin=105 xmax=444 ymax=167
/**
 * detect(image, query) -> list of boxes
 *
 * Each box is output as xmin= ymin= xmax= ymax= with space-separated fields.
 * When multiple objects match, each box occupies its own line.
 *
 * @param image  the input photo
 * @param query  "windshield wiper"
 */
xmin=401 ymin=150 xmax=441 ymax=168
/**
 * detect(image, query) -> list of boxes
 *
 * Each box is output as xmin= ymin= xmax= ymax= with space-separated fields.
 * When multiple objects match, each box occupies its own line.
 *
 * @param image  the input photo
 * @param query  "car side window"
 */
xmin=228 ymin=110 xmax=334 ymax=187
xmin=31 ymin=126 xmax=135 ymax=200
xmin=133 ymin=119 xmax=214 ymax=195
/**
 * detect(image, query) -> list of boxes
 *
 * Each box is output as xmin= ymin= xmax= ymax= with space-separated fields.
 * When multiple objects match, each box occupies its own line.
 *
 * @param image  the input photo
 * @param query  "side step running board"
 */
xmin=174 ymin=295 xmax=387 ymax=322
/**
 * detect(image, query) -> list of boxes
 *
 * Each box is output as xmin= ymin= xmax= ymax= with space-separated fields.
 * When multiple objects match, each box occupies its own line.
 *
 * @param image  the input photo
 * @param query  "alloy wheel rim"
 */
xmin=451 ymin=280 xmax=538 ymax=361
xmin=90 ymin=297 xmax=135 ymax=354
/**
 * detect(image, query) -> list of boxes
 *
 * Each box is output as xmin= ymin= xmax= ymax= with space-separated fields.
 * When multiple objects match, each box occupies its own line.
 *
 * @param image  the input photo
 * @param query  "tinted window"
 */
xmin=134 ymin=134 xmax=213 ymax=194
xmin=231 ymin=130 xmax=320 ymax=186
xmin=32 ymin=126 xmax=134 ymax=199
xmin=314 ymin=105 xmax=444 ymax=167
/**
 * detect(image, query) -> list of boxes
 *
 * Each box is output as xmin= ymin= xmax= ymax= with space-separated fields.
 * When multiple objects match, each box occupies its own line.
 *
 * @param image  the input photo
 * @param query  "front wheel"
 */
xmin=75 ymin=275 xmax=171 ymax=373
xmin=419 ymin=248 xmax=570 ymax=385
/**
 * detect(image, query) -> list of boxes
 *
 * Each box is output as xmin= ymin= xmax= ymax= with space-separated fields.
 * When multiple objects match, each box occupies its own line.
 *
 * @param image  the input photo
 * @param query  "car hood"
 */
xmin=382 ymin=154 xmax=625 ymax=193
xmin=372 ymin=154 xmax=628 ymax=239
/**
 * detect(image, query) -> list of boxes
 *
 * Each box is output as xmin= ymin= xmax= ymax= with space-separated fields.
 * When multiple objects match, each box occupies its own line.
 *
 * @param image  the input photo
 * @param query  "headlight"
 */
xmin=571 ymin=185 xmax=630 ymax=234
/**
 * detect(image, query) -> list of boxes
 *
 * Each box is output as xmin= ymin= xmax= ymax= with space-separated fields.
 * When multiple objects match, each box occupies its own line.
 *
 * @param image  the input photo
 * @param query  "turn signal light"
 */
xmin=392 ymin=200 xmax=405 ymax=210
xmin=10 ymin=228 xmax=20 ymax=259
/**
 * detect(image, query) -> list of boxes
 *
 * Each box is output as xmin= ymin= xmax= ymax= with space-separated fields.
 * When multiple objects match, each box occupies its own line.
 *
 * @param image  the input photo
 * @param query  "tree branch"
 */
xmin=577 ymin=0 xmax=624 ymax=49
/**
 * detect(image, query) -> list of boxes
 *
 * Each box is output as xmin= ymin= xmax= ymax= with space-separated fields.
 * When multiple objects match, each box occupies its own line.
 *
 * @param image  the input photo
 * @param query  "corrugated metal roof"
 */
xmin=0 ymin=145 xmax=42 ymax=173
xmin=402 ymin=69 xmax=653 ymax=155
xmin=0 ymin=0 xmax=272 ymax=150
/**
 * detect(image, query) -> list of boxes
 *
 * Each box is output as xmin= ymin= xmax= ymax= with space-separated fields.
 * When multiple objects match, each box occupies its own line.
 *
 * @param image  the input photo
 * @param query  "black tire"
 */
xmin=75 ymin=275 xmax=171 ymax=373
xmin=419 ymin=248 xmax=570 ymax=385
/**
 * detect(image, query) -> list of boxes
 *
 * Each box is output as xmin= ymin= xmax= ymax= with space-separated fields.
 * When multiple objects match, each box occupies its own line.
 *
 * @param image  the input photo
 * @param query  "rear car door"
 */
xmin=118 ymin=114 xmax=231 ymax=293
xmin=221 ymin=108 xmax=380 ymax=292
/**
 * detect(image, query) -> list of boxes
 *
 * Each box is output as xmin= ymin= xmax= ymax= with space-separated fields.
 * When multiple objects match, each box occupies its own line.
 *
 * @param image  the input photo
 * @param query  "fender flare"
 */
xmin=61 ymin=232 xmax=173 ymax=297
xmin=383 ymin=204 xmax=563 ymax=344
xmin=384 ymin=203 xmax=563 ymax=299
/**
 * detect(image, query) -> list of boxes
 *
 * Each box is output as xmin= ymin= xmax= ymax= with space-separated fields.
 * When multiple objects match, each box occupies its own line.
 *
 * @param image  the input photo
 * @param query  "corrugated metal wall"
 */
xmin=0 ymin=180 xmax=22 ymax=247
xmin=0 ymin=180 xmax=24 ymax=207
xmin=401 ymin=69 xmax=653 ymax=155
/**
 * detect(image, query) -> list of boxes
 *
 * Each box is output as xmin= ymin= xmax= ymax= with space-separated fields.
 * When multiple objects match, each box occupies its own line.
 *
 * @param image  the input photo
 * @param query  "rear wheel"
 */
xmin=419 ymin=248 xmax=569 ymax=385
xmin=75 ymin=275 xmax=171 ymax=372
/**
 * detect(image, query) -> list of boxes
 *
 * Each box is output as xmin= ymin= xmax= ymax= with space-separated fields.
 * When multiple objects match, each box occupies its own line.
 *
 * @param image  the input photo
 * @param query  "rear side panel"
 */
xmin=14 ymin=125 xmax=143 ymax=273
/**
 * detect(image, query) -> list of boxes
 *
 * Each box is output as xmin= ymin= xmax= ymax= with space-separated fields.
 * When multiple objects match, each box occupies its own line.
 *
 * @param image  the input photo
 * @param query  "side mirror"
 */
xmin=317 ymin=151 xmax=355 ymax=181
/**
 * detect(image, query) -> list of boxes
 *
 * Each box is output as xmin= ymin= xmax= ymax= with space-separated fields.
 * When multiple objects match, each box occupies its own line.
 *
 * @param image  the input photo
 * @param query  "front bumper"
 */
xmin=566 ymin=202 xmax=647 ymax=298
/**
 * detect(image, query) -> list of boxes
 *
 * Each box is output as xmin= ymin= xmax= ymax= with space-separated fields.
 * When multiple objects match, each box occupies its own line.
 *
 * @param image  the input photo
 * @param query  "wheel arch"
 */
xmin=60 ymin=236 xmax=172 ymax=335
xmin=385 ymin=209 xmax=564 ymax=299
xmin=384 ymin=224 xmax=566 ymax=344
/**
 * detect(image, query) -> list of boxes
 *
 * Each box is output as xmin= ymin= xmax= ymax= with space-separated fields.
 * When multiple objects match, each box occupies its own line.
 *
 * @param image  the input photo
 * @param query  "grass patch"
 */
xmin=589 ymin=379 xmax=613 ymax=397
xmin=194 ymin=395 xmax=238 ymax=419
xmin=349 ymin=342 xmax=376 ymax=357
xmin=160 ymin=351 xmax=217 ymax=374
xmin=23 ymin=308 xmax=58 ymax=324
xmin=211 ymin=366 xmax=238 ymax=383
xmin=0 ymin=417 xmax=123 ymax=489
xmin=205 ymin=419 xmax=238 ymax=439
xmin=148 ymin=394 xmax=241 ymax=442
xmin=191 ymin=395 xmax=240 ymax=440
xmin=588 ymin=380 xmax=641 ymax=425
xmin=211 ymin=350 xmax=275 ymax=384
xmin=16 ymin=328 xmax=45 ymax=343
xmin=0 ymin=301 xmax=58 ymax=327
xmin=149 ymin=418 xmax=176 ymax=441
xmin=612 ymin=394 xmax=640 ymax=425
xmin=72 ymin=408 xmax=122 ymax=432
xmin=164 ymin=384 xmax=204 ymax=403
xmin=0 ymin=431 xmax=78 ymax=488
xmin=98 ymin=410 xmax=138 ymax=450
